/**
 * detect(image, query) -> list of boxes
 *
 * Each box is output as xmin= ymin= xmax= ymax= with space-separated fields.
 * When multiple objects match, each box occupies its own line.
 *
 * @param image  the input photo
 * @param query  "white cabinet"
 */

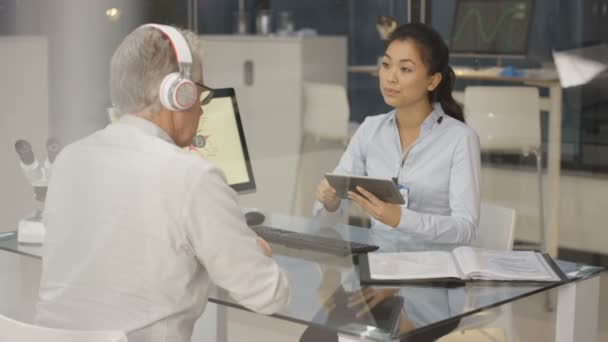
xmin=200 ymin=35 xmax=347 ymax=214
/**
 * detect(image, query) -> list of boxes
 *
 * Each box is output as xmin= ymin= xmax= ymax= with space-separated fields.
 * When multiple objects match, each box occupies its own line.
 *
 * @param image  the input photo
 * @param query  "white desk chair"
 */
xmin=445 ymin=202 xmax=518 ymax=342
xmin=302 ymin=82 xmax=350 ymax=144
xmin=293 ymin=82 xmax=351 ymax=216
xmin=464 ymin=86 xmax=546 ymax=253
xmin=0 ymin=313 xmax=128 ymax=342
xmin=473 ymin=202 xmax=517 ymax=251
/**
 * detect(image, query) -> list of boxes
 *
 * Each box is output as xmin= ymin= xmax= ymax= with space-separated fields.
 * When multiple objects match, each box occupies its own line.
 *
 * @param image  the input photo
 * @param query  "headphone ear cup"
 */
xmin=173 ymin=79 xmax=197 ymax=110
xmin=159 ymin=73 xmax=181 ymax=111
xmin=159 ymin=72 xmax=197 ymax=111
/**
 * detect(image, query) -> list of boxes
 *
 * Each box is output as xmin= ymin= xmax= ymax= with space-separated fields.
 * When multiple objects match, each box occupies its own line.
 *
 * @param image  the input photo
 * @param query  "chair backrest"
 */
xmin=303 ymin=82 xmax=350 ymax=141
xmin=0 ymin=313 xmax=128 ymax=342
xmin=464 ymin=86 xmax=541 ymax=153
xmin=473 ymin=202 xmax=516 ymax=251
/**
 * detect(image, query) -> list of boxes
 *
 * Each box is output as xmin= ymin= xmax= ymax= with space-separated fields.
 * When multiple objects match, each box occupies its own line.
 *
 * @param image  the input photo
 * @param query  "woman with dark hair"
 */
xmin=302 ymin=22 xmax=476 ymax=342
xmin=314 ymin=22 xmax=481 ymax=244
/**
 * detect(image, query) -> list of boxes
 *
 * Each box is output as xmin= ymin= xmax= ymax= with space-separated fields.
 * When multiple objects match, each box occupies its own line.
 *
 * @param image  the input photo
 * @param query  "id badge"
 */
xmin=397 ymin=185 xmax=409 ymax=208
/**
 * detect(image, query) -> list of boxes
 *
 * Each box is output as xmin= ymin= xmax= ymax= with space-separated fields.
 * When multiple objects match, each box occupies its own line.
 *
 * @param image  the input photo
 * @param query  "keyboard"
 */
xmin=250 ymin=225 xmax=379 ymax=256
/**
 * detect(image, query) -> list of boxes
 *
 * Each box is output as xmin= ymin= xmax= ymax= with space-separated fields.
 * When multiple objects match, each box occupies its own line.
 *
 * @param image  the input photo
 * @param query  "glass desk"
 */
xmin=0 ymin=214 xmax=603 ymax=342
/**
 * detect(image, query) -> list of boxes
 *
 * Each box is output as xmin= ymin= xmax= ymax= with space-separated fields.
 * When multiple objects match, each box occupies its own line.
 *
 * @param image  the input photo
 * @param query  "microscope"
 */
xmin=13 ymin=138 xmax=61 ymax=244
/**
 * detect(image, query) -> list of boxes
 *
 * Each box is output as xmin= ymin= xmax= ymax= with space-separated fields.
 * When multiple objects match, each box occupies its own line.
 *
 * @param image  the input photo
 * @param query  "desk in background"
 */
xmin=0 ymin=212 xmax=602 ymax=342
xmin=349 ymin=65 xmax=562 ymax=259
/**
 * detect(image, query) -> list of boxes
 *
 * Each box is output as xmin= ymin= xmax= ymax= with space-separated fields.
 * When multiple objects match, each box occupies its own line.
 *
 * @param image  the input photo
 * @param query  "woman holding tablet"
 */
xmin=314 ymin=23 xmax=481 ymax=244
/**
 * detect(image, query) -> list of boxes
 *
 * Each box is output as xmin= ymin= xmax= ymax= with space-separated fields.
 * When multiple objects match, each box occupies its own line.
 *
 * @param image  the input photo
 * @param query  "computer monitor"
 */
xmin=188 ymin=88 xmax=256 ymax=193
xmin=450 ymin=0 xmax=535 ymax=57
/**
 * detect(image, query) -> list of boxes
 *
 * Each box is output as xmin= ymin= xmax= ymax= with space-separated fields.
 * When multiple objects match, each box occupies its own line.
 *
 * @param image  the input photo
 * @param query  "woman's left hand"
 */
xmin=348 ymin=186 xmax=401 ymax=227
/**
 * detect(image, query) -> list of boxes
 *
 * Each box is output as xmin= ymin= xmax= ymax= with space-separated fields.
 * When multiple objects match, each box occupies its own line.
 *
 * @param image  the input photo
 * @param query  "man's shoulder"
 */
xmin=154 ymin=147 xmax=228 ymax=187
xmin=57 ymin=125 xmax=220 ymax=175
xmin=171 ymin=149 xmax=219 ymax=173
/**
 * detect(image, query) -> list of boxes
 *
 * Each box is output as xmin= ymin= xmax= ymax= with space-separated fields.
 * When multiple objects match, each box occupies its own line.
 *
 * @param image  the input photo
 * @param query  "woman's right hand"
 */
xmin=315 ymin=179 xmax=341 ymax=212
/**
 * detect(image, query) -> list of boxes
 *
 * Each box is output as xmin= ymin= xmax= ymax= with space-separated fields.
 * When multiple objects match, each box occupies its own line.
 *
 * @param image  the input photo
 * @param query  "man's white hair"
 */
xmin=110 ymin=25 xmax=203 ymax=117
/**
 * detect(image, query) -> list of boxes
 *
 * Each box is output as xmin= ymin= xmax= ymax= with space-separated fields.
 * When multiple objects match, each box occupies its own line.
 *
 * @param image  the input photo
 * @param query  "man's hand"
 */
xmin=348 ymin=186 xmax=401 ymax=227
xmin=317 ymin=269 xmax=342 ymax=314
xmin=347 ymin=287 xmax=400 ymax=318
xmin=256 ymin=237 xmax=272 ymax=257
xmin=315 ymin=179 xmax=341 ymax=212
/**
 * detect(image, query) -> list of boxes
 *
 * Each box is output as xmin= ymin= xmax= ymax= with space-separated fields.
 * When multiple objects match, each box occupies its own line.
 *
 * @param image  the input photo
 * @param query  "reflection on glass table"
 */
xmin=0 ymin=213 xmax=603 ymax=341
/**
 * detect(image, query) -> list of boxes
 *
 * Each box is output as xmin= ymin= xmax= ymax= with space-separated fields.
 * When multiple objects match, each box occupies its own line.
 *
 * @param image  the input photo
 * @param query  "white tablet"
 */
xmin=325 ymin=173 xmax=405 ymax=205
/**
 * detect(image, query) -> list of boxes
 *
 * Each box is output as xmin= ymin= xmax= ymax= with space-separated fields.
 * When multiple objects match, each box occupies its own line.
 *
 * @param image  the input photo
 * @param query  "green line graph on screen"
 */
xmin=452 ymin=1 xmax=532 ymax=54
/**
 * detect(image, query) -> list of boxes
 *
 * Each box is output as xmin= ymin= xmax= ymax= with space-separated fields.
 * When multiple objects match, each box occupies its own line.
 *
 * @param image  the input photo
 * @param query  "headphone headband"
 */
xmin=141 ymin=23 xmax=193 ymax=78
xmin=139 ymin=23 xmax=198 ymax=112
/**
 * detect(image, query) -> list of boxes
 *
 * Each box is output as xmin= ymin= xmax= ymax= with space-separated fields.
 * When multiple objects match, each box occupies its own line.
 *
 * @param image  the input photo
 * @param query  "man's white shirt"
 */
xmin=36 ymin=115 xmax=289 ymax=342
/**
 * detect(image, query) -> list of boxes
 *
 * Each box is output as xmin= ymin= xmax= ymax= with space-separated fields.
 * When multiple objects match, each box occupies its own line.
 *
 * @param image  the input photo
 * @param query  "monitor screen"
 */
xmin=450 ymin=0 xmax=534 ymax=56
xmin=188 ymin=88 xmax=256 ymax=193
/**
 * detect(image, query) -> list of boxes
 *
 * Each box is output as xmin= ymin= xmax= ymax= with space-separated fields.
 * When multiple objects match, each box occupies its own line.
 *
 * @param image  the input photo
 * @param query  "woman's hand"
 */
xmin=315 ymin=179 xmax=341 ymax=212
xmin=348 ymin=186 xmax=401 ymax=227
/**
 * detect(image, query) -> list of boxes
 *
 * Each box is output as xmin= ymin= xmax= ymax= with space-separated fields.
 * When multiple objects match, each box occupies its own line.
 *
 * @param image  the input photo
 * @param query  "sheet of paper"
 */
xmin=368 ymin=251 xmax=461 ymax=280
xmin=553 ymin=44 xmax=608 ymax=88
xmin=465 ymin=248 xmax=559 ymax=281
xmin=452 ymin=246 xmax=481 ymax=277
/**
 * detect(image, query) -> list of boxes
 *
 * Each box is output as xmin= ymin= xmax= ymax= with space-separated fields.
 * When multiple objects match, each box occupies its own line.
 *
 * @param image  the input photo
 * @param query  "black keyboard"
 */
xmin=251 ymin=225 xmax=379 ymax=256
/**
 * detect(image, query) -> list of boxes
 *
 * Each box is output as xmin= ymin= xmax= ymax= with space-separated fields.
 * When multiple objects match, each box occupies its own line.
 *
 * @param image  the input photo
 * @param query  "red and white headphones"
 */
xmin=141 ymin=23 xmax=198 ymax=111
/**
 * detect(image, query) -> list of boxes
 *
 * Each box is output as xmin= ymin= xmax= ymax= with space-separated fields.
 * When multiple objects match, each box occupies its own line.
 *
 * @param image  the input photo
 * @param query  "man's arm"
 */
xmin=183 ymin=165 xmax=290 ymax=314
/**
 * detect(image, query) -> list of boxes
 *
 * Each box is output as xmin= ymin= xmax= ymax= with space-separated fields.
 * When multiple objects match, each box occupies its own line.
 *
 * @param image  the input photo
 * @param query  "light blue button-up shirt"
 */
xmin=314 ymin=103 xmax=481 ymax=244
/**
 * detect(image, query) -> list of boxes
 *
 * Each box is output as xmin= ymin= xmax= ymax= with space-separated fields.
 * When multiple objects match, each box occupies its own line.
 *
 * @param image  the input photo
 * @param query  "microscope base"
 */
xmin=18 ymin=218 xmax=46 ymax=244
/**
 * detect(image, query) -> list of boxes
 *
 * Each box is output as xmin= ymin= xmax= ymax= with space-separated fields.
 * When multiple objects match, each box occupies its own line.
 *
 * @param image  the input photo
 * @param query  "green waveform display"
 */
xmin=451 ymin=0 xmax=533 ymax=54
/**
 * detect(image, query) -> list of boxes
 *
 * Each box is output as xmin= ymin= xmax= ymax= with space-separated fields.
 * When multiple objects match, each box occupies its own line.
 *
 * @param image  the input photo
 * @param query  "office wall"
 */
xmin=1 ymin=0 xmax=146 ymax=229
xmin=43 ymin=0 xmax=143 ymax=144
xmin=0 ymin=0 xmax=16 ymax=35
xmin=14 ymin=0 xmax=43 ymax=35
xmin=0 ymin=36 xmax=49 ymax=232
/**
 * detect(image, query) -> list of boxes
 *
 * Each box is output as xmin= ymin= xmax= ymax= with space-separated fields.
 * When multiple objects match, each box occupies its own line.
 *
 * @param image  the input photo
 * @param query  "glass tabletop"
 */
xmin=211 ymin=214 xmax=604 ymax=341
xmin=0 ymin=214 xmax=604 ymax=341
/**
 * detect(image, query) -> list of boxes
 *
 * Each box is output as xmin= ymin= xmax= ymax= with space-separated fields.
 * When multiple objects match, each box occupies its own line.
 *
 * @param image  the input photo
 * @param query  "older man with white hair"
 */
xmin=35 ymin=24 xmax=290 ymax=342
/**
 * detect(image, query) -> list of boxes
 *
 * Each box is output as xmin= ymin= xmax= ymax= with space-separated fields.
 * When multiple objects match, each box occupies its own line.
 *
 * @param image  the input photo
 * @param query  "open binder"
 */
xmin=359 ymin=247 xmax=568 ymax=286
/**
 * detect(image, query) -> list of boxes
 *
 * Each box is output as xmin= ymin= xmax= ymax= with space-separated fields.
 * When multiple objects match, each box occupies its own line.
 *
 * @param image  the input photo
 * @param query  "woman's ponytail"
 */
xmin=431 ymin=65 xmax=465 ymax=122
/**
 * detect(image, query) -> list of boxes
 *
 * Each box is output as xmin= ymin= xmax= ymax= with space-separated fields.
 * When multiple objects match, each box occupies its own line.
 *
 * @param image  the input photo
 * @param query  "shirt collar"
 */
xmin=387 ymin=102 xmax=445 ymax=133
xmin=117 ymin=114 xmax=176 ymax=145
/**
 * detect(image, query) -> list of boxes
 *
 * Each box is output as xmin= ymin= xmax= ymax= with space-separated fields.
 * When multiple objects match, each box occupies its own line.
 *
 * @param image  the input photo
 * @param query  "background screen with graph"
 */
xmin=450 ymin=0 xmax=534 ymax=56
